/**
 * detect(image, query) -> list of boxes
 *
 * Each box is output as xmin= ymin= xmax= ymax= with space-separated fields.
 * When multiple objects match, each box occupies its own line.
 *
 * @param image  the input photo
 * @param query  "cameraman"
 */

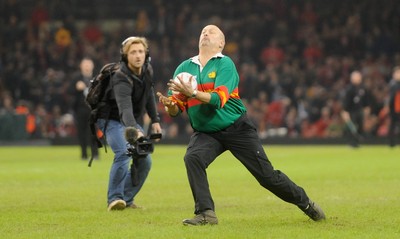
xmin=96 ymin=36 xmax=162 ymax=211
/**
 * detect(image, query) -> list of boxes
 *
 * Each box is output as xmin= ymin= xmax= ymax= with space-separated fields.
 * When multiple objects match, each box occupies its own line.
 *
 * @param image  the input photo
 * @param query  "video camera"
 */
xmin=124 ymin=127 xmax=162 ymax=186
xmin=126 ymin=133 xmax=162 ymax=159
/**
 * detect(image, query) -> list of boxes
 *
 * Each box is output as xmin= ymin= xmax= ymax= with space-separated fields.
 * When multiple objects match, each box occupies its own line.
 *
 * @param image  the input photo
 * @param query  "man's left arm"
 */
xmin=145 ymin=65 xmax=162 ymax=134
xmin=207 ymin=57 xmax=239 ymax=109
xmin=146 ymin=88 xmax=162 ymax=133
xmin=168 ymin=57 xmax=238 ymax=108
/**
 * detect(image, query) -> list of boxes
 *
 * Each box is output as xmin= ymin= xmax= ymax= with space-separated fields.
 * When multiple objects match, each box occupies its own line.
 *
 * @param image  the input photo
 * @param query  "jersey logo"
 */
xmin=208 ymin=71 xmax=216 ymax=79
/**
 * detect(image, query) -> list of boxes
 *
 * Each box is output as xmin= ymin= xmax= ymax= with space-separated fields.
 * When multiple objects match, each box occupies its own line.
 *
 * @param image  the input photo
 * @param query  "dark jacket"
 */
xmin=97 ymin=62 xmax=160 ymax=127
xmin=69 ymin=72 xmax=91 ymax=113
xmin=343 ymin=84 xmax=370 ymax=113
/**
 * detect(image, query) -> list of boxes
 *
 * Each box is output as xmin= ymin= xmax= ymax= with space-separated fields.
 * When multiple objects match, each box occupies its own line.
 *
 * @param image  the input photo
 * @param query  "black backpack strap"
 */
xmin=88 ymin=103 xmax=110 ymax=167
xmin=88 ymin=68 xmax=130 ymax=167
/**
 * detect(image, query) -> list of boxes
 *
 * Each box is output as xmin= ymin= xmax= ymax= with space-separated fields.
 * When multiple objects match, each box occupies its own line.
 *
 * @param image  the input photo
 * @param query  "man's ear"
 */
xmin=219 ymin=40 xmax=225 ymax=49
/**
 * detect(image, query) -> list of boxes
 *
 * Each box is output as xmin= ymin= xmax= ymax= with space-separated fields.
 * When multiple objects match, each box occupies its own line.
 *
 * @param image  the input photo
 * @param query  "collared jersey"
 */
xmin=170 ymin=53 xmax=246 ymax=132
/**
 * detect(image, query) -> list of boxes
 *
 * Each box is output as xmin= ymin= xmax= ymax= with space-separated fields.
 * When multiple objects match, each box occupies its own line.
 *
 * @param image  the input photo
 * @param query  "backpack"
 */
xmin=86 ymin=62 xmax=120 ymax=114
xmin=85 ymin=62 xmax=124 ymax=166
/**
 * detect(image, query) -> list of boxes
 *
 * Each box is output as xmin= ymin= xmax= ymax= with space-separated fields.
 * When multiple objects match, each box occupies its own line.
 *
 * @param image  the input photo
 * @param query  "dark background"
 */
xmin=0 ymin=0 xmax=399 ymax=144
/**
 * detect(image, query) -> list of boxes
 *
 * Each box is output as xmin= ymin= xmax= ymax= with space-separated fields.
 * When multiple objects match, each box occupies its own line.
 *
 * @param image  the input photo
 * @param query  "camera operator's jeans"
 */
xmin=96 ymin=119 xmax=152 ymax=206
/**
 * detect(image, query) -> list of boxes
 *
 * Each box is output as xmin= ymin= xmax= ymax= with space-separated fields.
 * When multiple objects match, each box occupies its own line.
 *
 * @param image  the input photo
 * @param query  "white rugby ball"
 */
xmin=172 ymin=72 xmax=197 ymax=95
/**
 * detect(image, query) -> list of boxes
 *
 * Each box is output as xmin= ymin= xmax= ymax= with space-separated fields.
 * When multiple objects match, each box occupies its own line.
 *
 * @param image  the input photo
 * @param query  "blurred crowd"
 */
xmin=1 ymin=0 xmax=399 ymax=141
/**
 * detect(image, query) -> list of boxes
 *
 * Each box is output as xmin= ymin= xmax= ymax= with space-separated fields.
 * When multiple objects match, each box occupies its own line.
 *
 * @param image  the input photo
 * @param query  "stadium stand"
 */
xmin=1 ymin=0 xmax=399 ymax=143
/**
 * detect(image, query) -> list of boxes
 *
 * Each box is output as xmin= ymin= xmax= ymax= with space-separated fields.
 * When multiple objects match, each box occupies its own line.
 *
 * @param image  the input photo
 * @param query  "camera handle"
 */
xmin=127 ymin=133 xmax=162 ymax=186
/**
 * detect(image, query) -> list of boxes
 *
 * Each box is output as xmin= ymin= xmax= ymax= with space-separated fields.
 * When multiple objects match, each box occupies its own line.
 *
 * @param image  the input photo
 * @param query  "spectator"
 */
xmin=82 ymin=20 xmax=103 ymax=44
xmin=388 ymin=66 xmax=400 ymax=147
xmin=340 ymin=71 xmax=372 ymax=147
xmin=260 ymin=38 xmax=285 ymax=68
xmin=69 ymin=57 xmax=99 ymax=160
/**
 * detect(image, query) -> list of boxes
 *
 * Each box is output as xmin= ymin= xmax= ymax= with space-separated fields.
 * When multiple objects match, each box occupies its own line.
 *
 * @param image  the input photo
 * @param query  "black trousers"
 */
xmin=184 ymin=114 xmax=309 ymax=214
xmin=75 ymin=108 xmax=98 ymax=159
xmin=389 ymin=113 xmax=400 ymax=147
xmin=345 ymin=110 xmax=364 ymax=146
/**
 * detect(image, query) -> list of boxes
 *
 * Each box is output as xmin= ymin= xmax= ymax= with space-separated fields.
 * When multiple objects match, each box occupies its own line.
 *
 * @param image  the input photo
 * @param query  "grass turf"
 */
xmin=0 ymin=145 xmax=399 ymax=239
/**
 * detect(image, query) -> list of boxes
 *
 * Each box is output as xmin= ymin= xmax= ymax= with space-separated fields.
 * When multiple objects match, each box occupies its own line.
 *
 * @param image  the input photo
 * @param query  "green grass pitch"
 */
xmin=0 ymin=145 xmax=399 ymax=239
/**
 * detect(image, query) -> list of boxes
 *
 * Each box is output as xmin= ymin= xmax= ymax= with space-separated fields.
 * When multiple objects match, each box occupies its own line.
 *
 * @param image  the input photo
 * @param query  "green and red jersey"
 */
xmin=169 ymin=53 xmax=246 ymax=132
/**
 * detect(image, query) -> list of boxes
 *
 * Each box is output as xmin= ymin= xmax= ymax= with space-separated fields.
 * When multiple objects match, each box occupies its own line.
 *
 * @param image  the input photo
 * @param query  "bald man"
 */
xmin=158 ymin=25 xmax=325 ymax=225
xmin=341 ymin=70 xmax=371 ymax=147
xmin=70 ymin=57 xmax=99 ymax=160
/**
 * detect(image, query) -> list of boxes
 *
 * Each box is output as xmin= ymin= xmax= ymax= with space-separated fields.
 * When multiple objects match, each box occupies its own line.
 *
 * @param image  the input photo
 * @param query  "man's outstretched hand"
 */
xmin=157 ymin=92 xmax=179 ymax=116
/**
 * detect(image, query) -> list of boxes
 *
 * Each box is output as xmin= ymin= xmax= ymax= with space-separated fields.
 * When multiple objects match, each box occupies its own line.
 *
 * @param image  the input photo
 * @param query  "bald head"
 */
xmin=198 ymin=25 xmax=225 ymax=53
xmin=80 ymin=58 xmax=94 ymax=77
xmin=350 ymin=71 xmax=362 ymax=85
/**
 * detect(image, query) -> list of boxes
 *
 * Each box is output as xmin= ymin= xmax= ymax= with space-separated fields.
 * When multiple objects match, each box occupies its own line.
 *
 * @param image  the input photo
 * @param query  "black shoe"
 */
xmin=302 ymin=200 xmax=326 ymax=221
xmin=182 ymin=210 xmax=218 ymax=226
xmin=350 ymin=143 xmax=359 ymax=148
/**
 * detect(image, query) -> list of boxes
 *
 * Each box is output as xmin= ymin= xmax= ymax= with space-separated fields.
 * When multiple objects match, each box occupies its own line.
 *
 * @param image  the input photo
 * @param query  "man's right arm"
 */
xmin=156 ymin=92 xmax=180 ymax=117
xmin=113 ymin=74 xmax=137 ymax=127
xmin=165 ymin=104 xmax=180 ymax=117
